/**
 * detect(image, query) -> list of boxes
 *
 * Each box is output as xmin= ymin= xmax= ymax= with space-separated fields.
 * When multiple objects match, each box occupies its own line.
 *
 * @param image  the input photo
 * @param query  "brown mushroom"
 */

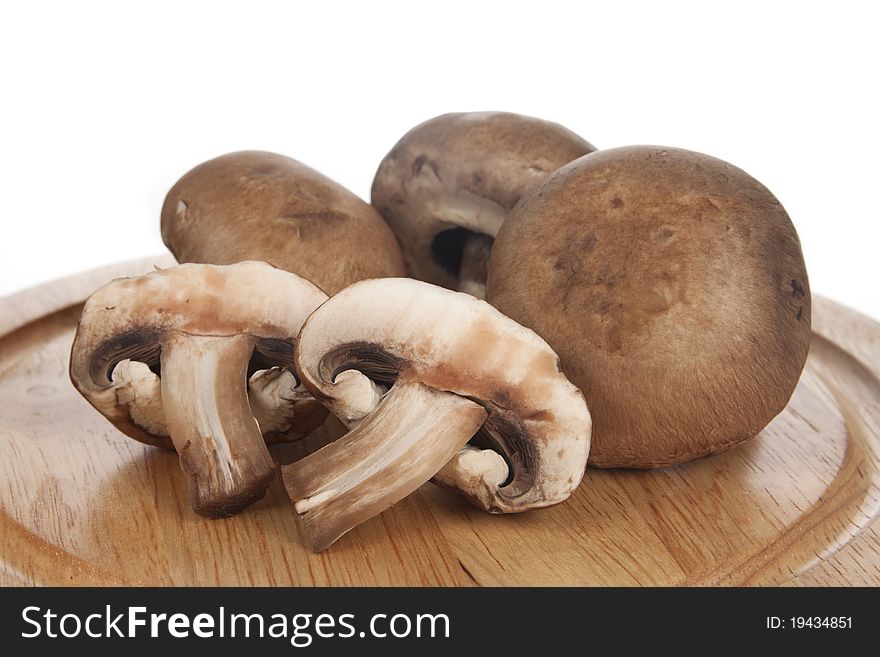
xmin=282 ymin=277 xmax=591 ymax=551
xmin=371 ymin=112 xmax=595 ymax=298
xmin=161 ymin=151 xmax=406 ymax=295
xmin=69 ymin=261 xmax=328 ymax=516
xmin=488 ymin=146 xmax=811 ymax=468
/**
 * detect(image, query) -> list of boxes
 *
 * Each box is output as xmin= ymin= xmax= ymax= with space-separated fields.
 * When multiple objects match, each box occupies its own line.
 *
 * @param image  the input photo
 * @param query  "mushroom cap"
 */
xmin=371 ymin=112 xmax=595 ymax=288
xmin=487 ymin=146 xmax=811 ymax=468
xmin=295 ymin=277 xmax=591 ymax=511
xmin=161 ymin=151 xmax=406 ymax=295
xmin=69 ymin=261 xmax=328 ymax=448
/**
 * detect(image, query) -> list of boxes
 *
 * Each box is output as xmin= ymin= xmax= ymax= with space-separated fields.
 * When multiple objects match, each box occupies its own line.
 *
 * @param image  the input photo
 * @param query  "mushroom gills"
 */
xmin=160 ymin=331 xmax=276 ymax=517
xmin=431 ymin=228 xmax=494 ymax=298
xmin=326 ymin=343 xmax=528 ymax=501
xmin=282 ymin=378 xmax=488 ymax=552
xmin=68 ymin=262 xmax=332 ymax=518
xmin=457 ymin=232 xmax=494 ymax=298
xmin=107 ymin=352 xmax=316 ymax=442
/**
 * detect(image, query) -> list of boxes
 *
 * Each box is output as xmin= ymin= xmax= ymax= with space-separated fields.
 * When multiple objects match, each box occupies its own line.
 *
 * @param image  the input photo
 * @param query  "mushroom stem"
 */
xmin=282 ymin=379 xmax=488 ymax=551
xmin=457 ymin=232 xmax=494 ymax=299
xmin=248 ymin=367 xmax=299 ymax=434
xmin=159 ymin=331 xmax=275 ymax=517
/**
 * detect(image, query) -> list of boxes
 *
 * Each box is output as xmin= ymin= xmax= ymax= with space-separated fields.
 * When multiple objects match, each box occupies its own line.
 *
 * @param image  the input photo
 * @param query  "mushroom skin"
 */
xmin=69 ymin=261 xmax=329 ymax=516
xmin=488 ymin=146 xmax=811 ymax=468
xmin=161 ymin=151 xmax=406 ymax=295
xmin=283 ymin=278 xmax=591 ymax=551
xmin=371 ymin=112 xmax=595 ymax=298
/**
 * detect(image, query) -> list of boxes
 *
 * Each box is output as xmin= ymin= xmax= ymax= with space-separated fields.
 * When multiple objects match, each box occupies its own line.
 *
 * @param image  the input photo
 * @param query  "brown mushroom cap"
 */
xmin=283 ymin=277 xmax=591 ymax=551
xmin=371 ymin=112 xmax=595 ymax=296
xmin=69 ymin=261 xmax=329 ymax=516
xmin=161 ymin=151 xmax=406 ymax=295
xmin=488 ymin=146 xmax=811 ymax=468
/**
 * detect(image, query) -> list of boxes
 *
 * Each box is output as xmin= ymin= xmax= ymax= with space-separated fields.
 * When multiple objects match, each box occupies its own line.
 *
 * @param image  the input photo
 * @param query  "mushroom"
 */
xmin=281 ymin=278 xmax=591 ymax=551
xmin=487 ymin=146 xmax=811 ymax=468
xmin=371 ymin=112 xmax=595 ymax=298
xmin=69 ymin=261 xmax=329 ymax=516
xmin=161 ymin=151 xmax=406 ymax=295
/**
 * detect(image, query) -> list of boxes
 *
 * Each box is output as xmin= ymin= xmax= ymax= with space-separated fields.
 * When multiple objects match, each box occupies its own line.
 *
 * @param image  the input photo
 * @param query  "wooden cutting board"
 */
xmin=1 ymin=256 xmax=878 ymax=586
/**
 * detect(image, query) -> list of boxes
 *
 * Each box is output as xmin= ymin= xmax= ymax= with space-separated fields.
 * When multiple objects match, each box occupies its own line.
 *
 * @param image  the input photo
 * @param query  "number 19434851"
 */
xmin=766 ymin=616 xmax=852 ymax=629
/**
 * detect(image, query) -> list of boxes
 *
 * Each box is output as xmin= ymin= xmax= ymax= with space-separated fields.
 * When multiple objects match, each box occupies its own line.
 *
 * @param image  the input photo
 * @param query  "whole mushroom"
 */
xmin=488 ymin=146 xmax=811 ymax=468
xmin=282 ymin=277 xmax=591 ymax=551
xmin=161 ymin=151 xmax=406 ymax=295
xmin=371 ymin=112 xmax=595 ymax=297
xmin=69 ymin=261 xmax=328 ymax=517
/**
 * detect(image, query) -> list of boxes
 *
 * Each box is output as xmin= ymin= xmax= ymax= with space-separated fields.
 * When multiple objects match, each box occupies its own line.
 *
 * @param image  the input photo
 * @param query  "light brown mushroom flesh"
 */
xmin=282 ymin=278 xmax=591 ymax=551
xmin=69 ymin=261 xmax=329 ymax=516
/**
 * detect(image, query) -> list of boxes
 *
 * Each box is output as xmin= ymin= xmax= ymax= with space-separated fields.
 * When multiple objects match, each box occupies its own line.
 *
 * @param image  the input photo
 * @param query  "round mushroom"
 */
xmin=488 ymin=146 xmax=811 ymax=468
xmin=69 ymin=261 xmax=329 ymax=517
xmin=161 ymin=151 xmax=406 ymax=295
xmin=371 ymin=112 xmax=595 ymax=298
xmin=282 ymin=277 xmax=591 ymax=551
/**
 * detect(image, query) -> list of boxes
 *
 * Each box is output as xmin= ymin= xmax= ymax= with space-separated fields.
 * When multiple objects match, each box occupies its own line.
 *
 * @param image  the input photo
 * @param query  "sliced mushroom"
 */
xmin=69 ymin=261 xmax=329 ymax=517
xmin=282 ymin=278 xmax=591 ymax=551
xmin=161 ymin=150 xmax=406 ymax=295
xmin=371 ymin=112 xmax=595 ymax=298
xmin=488 ymin=145 xmax=812 ymax=468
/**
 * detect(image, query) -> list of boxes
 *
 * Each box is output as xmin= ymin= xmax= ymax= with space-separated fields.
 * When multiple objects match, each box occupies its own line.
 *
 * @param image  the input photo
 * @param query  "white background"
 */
xmin=1 ymin=1 xmax=878 ymax=319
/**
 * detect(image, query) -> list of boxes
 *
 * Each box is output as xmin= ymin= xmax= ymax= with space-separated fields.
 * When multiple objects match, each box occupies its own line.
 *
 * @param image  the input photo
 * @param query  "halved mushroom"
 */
xmin=161 ymin=150 xmax=406 ymax=295
xmin=69 ymin=261 xmax=329 ymax=517
xmin=488 ymin=146 xmax=812 ymax=468
xmin=371 ymin=112 xmax=595 ymax=298
xmin=282 ymin=278 xmax=591 ymax=551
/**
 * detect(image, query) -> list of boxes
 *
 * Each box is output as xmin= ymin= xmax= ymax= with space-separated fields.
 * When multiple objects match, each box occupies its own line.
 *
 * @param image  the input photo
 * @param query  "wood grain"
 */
xmin=0 ymin=258 xmax=878 ymax=586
